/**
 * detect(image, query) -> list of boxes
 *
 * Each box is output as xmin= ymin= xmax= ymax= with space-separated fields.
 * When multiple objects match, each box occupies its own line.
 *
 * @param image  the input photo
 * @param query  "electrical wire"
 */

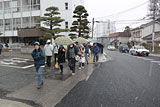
xmin=93 ymin=1 xmax=149 ymax=20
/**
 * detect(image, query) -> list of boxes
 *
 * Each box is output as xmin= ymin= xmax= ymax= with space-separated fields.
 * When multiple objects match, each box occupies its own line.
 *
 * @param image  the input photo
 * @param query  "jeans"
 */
xmin=85 ymin=53 xmax=88 ymax=64
xmin=46 ymin=56 xmax=51 ymax=67
xmin=36 ymin=67 xmax=43 ymax=85
xmin=93 ymin=53 xmax=99 ymax=62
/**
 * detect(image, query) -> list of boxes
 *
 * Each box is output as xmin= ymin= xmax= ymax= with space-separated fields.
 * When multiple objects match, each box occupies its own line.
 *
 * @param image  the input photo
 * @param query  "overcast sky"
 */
xmin=84 ymin=0 xmax=150 ymax=31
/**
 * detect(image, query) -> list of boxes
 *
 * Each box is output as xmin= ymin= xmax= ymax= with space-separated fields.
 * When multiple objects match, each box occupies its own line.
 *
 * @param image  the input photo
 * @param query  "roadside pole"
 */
xmin=152 ymin=0 xmax=156 ymax=53
xmin=92 ymin=18 xmax=94 ymax=39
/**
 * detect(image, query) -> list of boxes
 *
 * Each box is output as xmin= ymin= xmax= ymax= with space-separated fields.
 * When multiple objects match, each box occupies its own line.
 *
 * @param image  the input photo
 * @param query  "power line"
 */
xmin=94 ymin=1 xmax=148 ymax=20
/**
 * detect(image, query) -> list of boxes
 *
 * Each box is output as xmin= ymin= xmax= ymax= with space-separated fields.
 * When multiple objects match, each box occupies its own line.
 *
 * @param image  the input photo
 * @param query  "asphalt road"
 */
xmin=55 ymin=51 xmax=160 ymax=107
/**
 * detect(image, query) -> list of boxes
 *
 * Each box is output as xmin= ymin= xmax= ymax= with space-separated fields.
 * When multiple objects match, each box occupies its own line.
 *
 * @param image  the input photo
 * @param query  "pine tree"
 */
xmin=70 ymin=5 xmax=90 ymax=39
xmin=38 ymin=6 xmax=68 ymax=40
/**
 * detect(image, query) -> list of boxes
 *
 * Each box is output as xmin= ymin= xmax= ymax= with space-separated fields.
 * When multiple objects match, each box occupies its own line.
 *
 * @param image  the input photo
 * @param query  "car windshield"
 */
xmin=121 ymin=44 xmax=128 ymax=48
xmin=135 ymin=46 xmax=145 ymax=49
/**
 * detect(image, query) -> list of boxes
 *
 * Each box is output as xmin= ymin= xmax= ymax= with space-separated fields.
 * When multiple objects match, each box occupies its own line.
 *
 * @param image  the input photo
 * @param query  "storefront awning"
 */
xmin=18 ymin=28 xmax=45 ymax=38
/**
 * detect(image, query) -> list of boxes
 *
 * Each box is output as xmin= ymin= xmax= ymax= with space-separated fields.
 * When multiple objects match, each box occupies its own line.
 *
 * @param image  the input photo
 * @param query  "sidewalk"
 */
xmin=0 ymin=99 xmax=32 ymax=107
xmin=2 ymin=52 xmax=109 ymax=107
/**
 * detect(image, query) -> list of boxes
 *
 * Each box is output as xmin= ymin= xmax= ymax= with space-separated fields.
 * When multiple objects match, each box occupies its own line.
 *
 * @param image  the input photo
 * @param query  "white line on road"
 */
xmin=0 ymin=64 xmax=34 ymax=69
xmin=150 ymin=61 xmax=160 ymax=63
xmin=149 ymin=62 xmax=153 ymax=77
xmin=142 ymin=58 xmax=154 ymax=61
xmin=21 ymin=64 xmax=34 ymax=69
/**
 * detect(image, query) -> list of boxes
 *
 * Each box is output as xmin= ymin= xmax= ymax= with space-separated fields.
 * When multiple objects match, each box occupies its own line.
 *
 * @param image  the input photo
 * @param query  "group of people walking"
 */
xmin=31 ymin=40 xmax=101 ymax=89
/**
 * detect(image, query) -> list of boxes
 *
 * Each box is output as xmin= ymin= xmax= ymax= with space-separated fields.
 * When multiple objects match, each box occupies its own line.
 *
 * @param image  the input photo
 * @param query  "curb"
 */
xmin=0 ymin=99 xmax=32 ymax=107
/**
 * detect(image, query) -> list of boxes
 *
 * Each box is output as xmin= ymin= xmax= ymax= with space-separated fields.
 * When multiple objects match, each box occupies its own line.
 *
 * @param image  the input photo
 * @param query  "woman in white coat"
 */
xmin=44 ymin=40 xmax=53 ymax=67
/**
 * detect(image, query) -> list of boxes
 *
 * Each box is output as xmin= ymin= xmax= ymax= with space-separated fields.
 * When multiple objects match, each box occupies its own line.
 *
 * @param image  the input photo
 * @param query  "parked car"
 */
xmin=107 ymin=45 xmax=116 ymax=51
xmin=119 ymin=44 xmax=129 ymax=53
xmin=129 ymin=46 xmax=150 ymax=56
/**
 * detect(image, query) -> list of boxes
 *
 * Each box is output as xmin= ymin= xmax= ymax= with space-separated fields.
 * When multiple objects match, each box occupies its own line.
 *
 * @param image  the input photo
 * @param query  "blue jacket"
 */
xmin=93 ymin=45 xmax=100 ymax=54
xmin=31 ymin=48 xmax=45 ymax=68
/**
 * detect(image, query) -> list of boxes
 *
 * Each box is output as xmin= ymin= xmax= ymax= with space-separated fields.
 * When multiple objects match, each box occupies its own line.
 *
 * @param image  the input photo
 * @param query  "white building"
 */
xmin=95 ymin=19 xmax=116 ymax=38
xmin=0 ymin=0 xmax=84 ymax=44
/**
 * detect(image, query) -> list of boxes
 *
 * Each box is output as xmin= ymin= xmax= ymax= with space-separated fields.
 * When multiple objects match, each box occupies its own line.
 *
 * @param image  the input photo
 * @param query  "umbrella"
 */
xmin=76 ymin=37 xmax=88 ymax=44
xmin=96 ymin=43 xmax=104 ymax=48
xmin=54 ymin=36 xmax=73 ymax=45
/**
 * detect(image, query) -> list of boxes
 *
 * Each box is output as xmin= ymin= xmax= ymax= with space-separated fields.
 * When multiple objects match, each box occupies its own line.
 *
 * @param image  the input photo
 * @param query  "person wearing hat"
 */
xmin=31 ymin=41 xmax=45 ymax=89
xmin=44 ymin=39 xmax=53 ymax=67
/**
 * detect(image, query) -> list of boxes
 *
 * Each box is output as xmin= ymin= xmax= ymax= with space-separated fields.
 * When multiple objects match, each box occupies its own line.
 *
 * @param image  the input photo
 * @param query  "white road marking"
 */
xmin=21 ymin=64 xmax=34 ymax=69
xmin=151 ymin=61 xmax=160 ymax=63
xmin=0 ymin=58 xmax=34 ymax=69
xmin=149 ymin=62 xmax=153 ymax=77
xmin=142 ymin=58 xmax=154 ymax=61
xmin=0 ymin=64 xmax=34 ymax=69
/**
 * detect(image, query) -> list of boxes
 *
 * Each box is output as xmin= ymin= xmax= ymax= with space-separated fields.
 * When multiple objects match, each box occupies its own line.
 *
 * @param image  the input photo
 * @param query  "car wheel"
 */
xmin=146 ymin=53 xmax=149 ymax=56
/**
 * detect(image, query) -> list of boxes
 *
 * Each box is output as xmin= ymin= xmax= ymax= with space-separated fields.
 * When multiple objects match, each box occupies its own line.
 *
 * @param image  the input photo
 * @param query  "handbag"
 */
xmin=75 ymin=55 xmax=80 ymax=61
xmin=55 ymin=63 xmax=59 ymax=69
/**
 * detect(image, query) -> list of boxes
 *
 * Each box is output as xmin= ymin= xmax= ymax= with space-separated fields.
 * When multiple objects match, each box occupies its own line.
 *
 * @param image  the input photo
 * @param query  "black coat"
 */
xmin=58 ymin=49 xmax=65 ymax=64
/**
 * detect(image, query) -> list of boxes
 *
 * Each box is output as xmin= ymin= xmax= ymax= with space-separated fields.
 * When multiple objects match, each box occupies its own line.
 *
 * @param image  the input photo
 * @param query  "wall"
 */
xmin=142 ymin=23 xmax=160 ymax=38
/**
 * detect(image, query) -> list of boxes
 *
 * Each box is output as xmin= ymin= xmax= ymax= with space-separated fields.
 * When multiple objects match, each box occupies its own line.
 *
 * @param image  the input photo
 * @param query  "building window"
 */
xmin=11 ymin=0 xmax=21 ymax=13
xmin=65 ymin=3 xmax=68 ymax=10
xmin=31 ymin=16 xmax=40 ymax=27
xmin=0 ymin=20 xmax=3 ymax=31
xmin=0 ymin=2 xmax=3 ymax=14
xmin=22 ymin=17 xmax=30 ymax=28
xmin=5 ymin=19 xmax=11 ymax=31
xmin=4 ymin=1 xmax=10 ymax=9
xmin=31 ymin=0 xmax=40 ymax=10
xmin=65 ymin=21 xmax=68 ymax=29
xmin=13 ymin=18 xmax=21 ymax=30
xmin=4 ymin=1 xmax=11 ymax=14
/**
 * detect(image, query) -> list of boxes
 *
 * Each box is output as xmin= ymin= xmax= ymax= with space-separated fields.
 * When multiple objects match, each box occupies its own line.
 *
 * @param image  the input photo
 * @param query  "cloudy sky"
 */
xmin=84 ymin=0 xmax=151 ymax=32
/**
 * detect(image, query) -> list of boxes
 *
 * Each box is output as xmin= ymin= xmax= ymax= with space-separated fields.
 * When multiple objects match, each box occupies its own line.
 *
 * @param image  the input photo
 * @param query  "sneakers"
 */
xmin=37 ymin=85 xmax=41 ymax=89
xmin=82 ymin=66 xmax=84 ymax=69
xmin=37 ymin=81 xmax=43 ymax=89
xmin=79 ymin=67 xmax=81 ymax=70
xmin=72 ymin=73 xmax=75 ymax=76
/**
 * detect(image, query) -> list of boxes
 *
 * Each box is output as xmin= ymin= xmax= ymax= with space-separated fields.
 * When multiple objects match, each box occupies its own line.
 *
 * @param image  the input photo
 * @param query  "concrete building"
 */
xmin=0 ymin=0 xmax=84 ymax=45
xmin=109 ymin=32 xmax=131 ymax=48
xmin=129 ymin=27 xmax=143 ymax=46
xmin=95 ymin=20 xmax=116 ymax=38
xmin=141 ymin=22 xmax=160 ymax=52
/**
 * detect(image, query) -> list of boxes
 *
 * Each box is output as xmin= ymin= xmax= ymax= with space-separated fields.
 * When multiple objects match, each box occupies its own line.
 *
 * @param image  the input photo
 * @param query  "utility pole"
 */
xmin=152 ymin=0 xmax=156 ymax=52
xmin=91 ymin=18 xmax=94 ymax=39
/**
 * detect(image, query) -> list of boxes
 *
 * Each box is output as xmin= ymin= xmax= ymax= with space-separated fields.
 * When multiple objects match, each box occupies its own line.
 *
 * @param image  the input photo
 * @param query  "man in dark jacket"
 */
xmin=67 ymin=44 xmax=76 ymax=75
xmin=83 ymin=43 xmax=89 ymax=64
xmin=31 ymin=42 xmax=45 ymax=89
xmin=93 ymin=43 xmax=100 ymax=62
xmin=0 ymin=43 xmax=3 ymax=55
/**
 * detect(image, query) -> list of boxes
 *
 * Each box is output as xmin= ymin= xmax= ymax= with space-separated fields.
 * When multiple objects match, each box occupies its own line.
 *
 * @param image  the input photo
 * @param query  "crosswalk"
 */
xmin=0 ymin=57 xmax=34 ymax=69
